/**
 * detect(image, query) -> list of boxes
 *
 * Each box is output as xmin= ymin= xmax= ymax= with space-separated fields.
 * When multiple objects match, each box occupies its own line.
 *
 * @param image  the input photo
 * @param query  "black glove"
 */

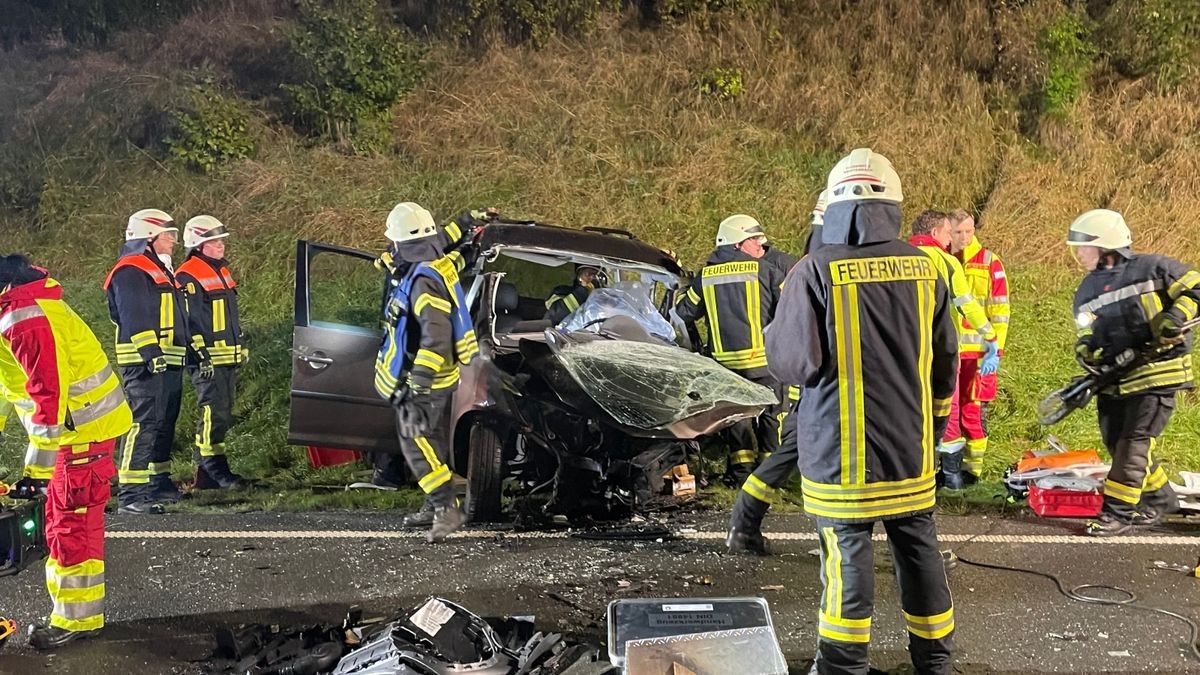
xmin=398 ymin=396 xmax=434 ymax=440
xmin=13 ymin=477 xmax=48 ymax=499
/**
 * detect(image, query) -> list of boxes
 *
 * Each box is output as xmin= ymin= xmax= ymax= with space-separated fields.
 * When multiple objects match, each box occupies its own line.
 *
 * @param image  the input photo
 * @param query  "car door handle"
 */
xmin=298 ymin=353 xmax=334 ymax=369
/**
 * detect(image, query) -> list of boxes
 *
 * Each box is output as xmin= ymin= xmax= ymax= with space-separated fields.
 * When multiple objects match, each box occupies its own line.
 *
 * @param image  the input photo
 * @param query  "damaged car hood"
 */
xmin=541 ymin=332 xmax=778 ymax=438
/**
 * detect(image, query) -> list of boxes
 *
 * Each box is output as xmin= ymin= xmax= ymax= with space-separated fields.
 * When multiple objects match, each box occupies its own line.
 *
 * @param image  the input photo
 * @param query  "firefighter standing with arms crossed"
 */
xmin=104 ymin=209 xmax=190 ymax=513
xmin=908 ymin=210 xmax=1000 ymax=489
xmin=768 ymin=149 xmax=958 ymax=674
xmin=0 ymin=254 xmax=133 ymax=649
xmin=374 ymin=202 xmax=480 ymax=542
xmin=176 ymin=216 xmax=252 ymax=489
xmin=675 ymin=214 xmax=788 ymax=484
xmin=1068 ymin=209 xmax=1198 ymax=535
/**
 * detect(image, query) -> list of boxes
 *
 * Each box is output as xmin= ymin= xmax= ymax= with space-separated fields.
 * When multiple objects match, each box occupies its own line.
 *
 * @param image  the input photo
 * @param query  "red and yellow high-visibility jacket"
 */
xmin=0 ymin=273 xmax=132 ymax=478
xmin=958 ymin=236 xmax=1009 ymax=358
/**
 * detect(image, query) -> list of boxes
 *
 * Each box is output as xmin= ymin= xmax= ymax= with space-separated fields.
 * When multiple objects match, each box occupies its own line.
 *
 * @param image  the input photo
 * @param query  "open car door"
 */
xmin=288 ymin=241 xmax=400 ymax=453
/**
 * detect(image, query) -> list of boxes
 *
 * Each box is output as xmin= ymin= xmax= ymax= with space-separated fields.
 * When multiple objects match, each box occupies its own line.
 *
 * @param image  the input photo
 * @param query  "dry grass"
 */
xmin=2 ymin=0 xmax=1200 ymax=477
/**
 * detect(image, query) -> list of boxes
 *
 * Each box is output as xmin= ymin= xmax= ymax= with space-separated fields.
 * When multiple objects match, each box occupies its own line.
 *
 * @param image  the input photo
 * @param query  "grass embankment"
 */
xmin=1 ymin=1 xmax=1198 ymax=509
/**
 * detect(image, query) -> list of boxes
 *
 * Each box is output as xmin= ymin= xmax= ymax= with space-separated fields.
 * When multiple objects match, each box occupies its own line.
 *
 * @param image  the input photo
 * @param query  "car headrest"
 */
xmin=495 ymin=281 xmax=520 ymax=313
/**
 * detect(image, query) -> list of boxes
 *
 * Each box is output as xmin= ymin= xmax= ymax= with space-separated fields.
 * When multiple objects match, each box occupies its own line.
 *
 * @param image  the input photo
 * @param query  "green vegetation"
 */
xmin=167 ymin=85 xmax=256 ymax=173
xmin=1 ymin=0 xmax=1199 ymax=513
xmin=283 ymin=0 xmax=424 ymax=153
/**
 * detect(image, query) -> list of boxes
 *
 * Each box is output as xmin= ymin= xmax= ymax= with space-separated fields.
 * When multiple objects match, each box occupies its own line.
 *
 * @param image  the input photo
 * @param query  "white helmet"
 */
xmin=716 ymin=214 xmax=767 ymax=247
xmin=826 ymin=148 xmax=903 ymax=206
xmin=126 ymin=209 xmax=177 ymax=241
xmin=1067 ymin=209 xmax=1132 ymax=250
xmin=811 ymin=190 xmax=828 ymax=226
xmin=184 ymin=215 xmax=230 ymax=249
xmin=385 ymin=202 xmax=437 ymax=243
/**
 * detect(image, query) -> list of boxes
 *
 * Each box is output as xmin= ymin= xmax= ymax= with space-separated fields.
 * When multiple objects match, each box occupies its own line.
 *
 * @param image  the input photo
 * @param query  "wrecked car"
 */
xmin=288 ymin=222 xmax=777 ymax=522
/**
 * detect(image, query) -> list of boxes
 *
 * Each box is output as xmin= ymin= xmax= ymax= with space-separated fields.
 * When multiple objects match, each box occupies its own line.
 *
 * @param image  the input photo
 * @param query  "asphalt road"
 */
xmin=2 ymin=511 xmax=1199 ymax=674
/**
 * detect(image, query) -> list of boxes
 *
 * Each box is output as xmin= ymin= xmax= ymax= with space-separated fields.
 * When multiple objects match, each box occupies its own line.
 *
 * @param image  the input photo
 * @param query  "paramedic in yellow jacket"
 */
xmin=0 ymin=254 xmax=133 ymax=650
xmin=908 ymin=209 xmax=1000 ymax=489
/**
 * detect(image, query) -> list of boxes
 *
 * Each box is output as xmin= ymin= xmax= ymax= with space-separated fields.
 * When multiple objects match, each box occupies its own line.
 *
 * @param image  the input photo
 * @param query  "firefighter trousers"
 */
xmin=730 ymin=399 xmax=798 ymax=533
xmin=941 ymin=359 xmax=994 ymax=476
xmin=813 ymin=513 xmax=954 ymax=675
xmin=727 ymin=374 xmax=786 ymax=480
xmin=45 ymin=439 xmax=116 ymax=632
xmin=393 ymin=394 xmax=455 ymax=506
xmin=116 ymin=365 xmax=182 ymax=504
xmin=1097 ymin=392 xmax=1178 ymax=519
xmin=188 ymin=365 xmax=237 ymax=469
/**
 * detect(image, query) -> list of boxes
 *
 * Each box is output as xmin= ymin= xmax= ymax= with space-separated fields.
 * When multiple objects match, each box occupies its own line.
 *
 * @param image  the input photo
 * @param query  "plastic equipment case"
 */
xmin=0 ymin=496 xmax=48 ymax=577
xmin=1028 ymin=484 xmax=1103 ymax=518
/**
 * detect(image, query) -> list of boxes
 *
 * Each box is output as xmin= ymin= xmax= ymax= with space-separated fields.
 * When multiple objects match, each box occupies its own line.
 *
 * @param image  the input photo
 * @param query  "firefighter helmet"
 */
xmin=812 ymin=190 xmax=828 ymax=226
xmin=385 ymin=202 xmax=437 ymax=243
xmin=716 ymin=214 xmax=767 ymax=246
xmin=126 ymin=209 xmax=177 ymax=241
xmin=826 ymin=148 xmax=903 ymax=206
xmin=1067 ymin=209 xmax=1132 ymax=251
xmin=183 ymin=215 xmax=230 ymax=249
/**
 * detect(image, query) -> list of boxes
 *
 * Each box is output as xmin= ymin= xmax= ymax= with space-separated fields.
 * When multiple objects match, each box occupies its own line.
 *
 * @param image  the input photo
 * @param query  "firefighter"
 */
xmin=726 ymin=195 xmax=822 ymax=555
xmin=176 ymin=216 xmax=251 ymax=490
xmin=545 ymin=264 xmax=605 ymax=324
xmin=767 ymin=149 xmax=958 ymax=675
xmin=103 ymin=209 xmax=189 ymax=514
xmin=0 ymin=254 xmax=133 ymax=649
xmin=946 ymin=209 xmax=1009 ymax=481
xmin=375 ymin=202 xmax=481 ymax=542
xmin=908 ymin=209 xmax=999 ymax=489
xmin=675 ymin=214 xmax=787 ymax=484
xmin=371 ymin=207 xmax=493 ymax=521
xmin=1069 ymin=209 xmax=1198 ymax=536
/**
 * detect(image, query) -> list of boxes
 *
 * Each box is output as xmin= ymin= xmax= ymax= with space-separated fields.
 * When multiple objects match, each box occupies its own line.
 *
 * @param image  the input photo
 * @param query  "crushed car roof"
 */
xmin=477 ymin=222 xmax=684 ymax=276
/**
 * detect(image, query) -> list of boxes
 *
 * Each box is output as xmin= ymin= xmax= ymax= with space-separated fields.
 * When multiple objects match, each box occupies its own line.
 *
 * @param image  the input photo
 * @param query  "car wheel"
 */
xmin=466 ymin=422 xmax=505 ymax=523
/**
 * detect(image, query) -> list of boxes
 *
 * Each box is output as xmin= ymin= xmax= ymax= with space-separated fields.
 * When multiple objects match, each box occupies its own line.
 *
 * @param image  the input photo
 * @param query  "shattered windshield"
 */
xmin=548 ymin=338 xmax=779 ymax=429
xmin=558 ymin=284 xmax=676 ymax=341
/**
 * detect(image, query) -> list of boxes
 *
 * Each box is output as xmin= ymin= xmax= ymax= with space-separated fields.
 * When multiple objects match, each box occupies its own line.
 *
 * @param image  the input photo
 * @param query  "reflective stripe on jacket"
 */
xmin=0 ymin=275 xmax=132 ymax=474
xmin=675 ymin=246 xmax=785 ymax=378
xmin=177 ymin=253 xmax=242 ymax=366
xmin=958 ymin=236 xmax=1009 ymax=356
xmin=376 ymin=256 xmax=479 ymax=397
xmin=103 ymin=251 xmax=188 ymax=367
xmin=766 ymin=241 xmax=959 ymax=523
xmin=1074 ymin=253 xmax=1199 ymax=397
xmin=910 ymin=235 xmax=996 ymax=351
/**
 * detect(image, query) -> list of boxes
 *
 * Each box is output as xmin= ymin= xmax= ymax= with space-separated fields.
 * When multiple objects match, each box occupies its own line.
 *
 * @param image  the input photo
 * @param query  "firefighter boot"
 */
xmin=1137 ymin=485 xmax=1180 ymax=527
xmin=403 ymin=498 xmax=436 ymax=528
xmin=149 ymin=474 xmax=183 ymax=504
xmin=1085 ymin=513 xmax=1134 ymax=537
xmin=196 ymin=456 xmax=251 ymax=490
xmin=727 ymin=490 xmax=772 ymax=556
xmin=939 ymin=450 xmax=965 ymax=491
xmin=428 ymin=504 xmax=466 ymax=543
xmin=29 ymin=624 xmax=101 ymax=650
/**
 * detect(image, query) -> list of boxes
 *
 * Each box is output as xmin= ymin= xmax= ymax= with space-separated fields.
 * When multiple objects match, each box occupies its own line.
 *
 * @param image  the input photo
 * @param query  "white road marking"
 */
xmin=105 ymin=529 xmax=1200 ymax=545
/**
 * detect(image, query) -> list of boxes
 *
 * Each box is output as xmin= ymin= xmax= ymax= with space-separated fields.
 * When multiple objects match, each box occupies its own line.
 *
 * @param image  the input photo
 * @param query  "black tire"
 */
xmin=465 ymin=422 xmax=505 ymax=523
